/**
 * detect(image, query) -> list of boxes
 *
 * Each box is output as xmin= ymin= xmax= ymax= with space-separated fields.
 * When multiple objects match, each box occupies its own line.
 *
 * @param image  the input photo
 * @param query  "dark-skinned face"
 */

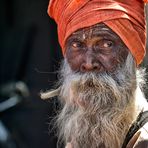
xmin=65 ymin=23 xmax=129 ymax=73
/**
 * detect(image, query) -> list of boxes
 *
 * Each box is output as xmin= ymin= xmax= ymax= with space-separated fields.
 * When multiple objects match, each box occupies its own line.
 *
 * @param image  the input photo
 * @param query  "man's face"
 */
xmin=57 ymin=23 xmax=137 ymax=148
xmin=65 ymin=23 xmax=128 ymax=73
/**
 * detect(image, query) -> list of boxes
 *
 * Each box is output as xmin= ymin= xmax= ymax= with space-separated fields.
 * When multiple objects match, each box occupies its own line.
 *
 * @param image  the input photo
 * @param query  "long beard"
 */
xmin=54 ymin=54 xmax=145 ymax=148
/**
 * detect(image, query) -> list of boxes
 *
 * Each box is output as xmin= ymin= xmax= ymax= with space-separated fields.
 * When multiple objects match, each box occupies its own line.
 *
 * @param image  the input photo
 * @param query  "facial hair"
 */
xmin=52 ymin=53 xmax=145 ymax=148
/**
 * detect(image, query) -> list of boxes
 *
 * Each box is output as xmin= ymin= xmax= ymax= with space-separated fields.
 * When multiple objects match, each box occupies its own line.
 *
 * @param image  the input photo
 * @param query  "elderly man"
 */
xmin=42 ymin=0 xmax=148 ymax=148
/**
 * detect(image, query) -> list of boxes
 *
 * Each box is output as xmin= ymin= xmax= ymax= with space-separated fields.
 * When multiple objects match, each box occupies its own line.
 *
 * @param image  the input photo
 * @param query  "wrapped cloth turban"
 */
xmin=48 ymin=0 xmax=147 ymax=65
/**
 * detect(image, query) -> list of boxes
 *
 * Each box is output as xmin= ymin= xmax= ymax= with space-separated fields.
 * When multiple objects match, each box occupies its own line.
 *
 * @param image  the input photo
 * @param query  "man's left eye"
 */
xmin=95 ymin=40 xmax=113 ymax=49
xmin=94 ymin=40 xmax=114 ymax=53
xmin=103 ymin=40 xmax=113 ymax=48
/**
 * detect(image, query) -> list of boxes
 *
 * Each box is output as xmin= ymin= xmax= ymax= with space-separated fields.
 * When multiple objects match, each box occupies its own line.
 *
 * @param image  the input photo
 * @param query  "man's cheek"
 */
xmin=67 ymin=56 xmax=83 ymax=71
xmin=96 ymin=55 xmax=117 ymax=72
xmin=69 ymin=61 xmax=81 ymax=71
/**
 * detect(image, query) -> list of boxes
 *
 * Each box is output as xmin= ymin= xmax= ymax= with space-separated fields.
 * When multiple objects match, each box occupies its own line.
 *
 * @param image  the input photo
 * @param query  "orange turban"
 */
xmin=48 ymin=0 xmax=147 ymax=65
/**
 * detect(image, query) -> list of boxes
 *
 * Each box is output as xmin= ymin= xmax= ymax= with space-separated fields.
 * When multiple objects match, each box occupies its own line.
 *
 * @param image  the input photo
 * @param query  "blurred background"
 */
xmin=0 ymin=0 xmax=62 ymax=148
xmin=0 ymin=1 xmax=148 ymax=148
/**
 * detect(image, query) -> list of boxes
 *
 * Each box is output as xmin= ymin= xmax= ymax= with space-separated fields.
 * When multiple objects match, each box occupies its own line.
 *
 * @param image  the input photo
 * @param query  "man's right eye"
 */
xmin=71 ymin=41 xmax=83 ymax=50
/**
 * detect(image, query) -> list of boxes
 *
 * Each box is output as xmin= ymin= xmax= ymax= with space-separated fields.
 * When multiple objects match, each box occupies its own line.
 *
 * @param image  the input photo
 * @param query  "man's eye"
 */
xmin=95 ymin=40 xmax=113 ymax=49
xmin=71 ymin=41 xmax=83 ymax=49
xmin=103 ymin=41 xmax=113 ymax=48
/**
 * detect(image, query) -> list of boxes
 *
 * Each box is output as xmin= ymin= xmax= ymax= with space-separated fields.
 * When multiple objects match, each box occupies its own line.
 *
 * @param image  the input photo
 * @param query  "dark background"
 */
xmin=0 ymin=0 xmax=62 ymax=148
xmin=0 ymin=1 xmax=148 ymax=148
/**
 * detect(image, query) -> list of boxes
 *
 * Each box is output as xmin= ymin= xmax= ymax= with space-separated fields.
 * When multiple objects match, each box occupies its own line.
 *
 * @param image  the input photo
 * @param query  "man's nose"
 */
xmin=80 ymin=54 xmax=101 ymax=72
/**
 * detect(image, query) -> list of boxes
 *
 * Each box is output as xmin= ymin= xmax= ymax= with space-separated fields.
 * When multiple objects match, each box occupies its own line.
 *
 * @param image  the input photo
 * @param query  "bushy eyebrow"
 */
xmin=65 ymin=24 xmax=122 ymax=47
xmin=67 ymin=31 xmax=118 ymax=44
xmin=66 ymin=37 xmax=83 ymax=45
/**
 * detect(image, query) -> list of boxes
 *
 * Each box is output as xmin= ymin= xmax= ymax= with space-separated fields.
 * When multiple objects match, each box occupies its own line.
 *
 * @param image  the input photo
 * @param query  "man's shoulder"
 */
xmin=134 ymin=122 xmax=148 ymax=148
xmin=122 ymin=110 xmax=148 ymax=148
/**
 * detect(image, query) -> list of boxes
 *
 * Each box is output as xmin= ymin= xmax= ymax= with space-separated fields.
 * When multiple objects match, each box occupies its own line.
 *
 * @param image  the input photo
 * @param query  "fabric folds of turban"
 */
xmin=48 ymin=0 xmax=147 ymax=65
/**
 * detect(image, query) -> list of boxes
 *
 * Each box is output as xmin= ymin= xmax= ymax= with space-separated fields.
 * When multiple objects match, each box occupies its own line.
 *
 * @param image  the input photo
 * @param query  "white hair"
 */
xmin=43 ymin=53 xmax=147 ymax=148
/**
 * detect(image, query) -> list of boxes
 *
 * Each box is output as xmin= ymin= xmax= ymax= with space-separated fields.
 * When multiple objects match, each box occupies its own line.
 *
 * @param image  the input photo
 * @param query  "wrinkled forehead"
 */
xmin=67 ymin=23 xmax=121 ymax=41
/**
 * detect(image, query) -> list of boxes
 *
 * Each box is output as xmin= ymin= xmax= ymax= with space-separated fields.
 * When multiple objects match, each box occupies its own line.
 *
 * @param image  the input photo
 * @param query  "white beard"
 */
xmin=51 ymin=53 xmax=146 ymax=148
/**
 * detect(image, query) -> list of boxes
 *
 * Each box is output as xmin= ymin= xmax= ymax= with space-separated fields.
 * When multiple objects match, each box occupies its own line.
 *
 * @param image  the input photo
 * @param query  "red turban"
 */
xmin=48 ymin=0 xmax=147 ymax=65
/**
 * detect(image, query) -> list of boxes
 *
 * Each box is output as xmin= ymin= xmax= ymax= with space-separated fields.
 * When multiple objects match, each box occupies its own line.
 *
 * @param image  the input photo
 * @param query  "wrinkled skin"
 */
xmin=65 ymin=23 xmax=128 ymax=73
xmin=64 ymin=23 xmax=148 ymax=148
